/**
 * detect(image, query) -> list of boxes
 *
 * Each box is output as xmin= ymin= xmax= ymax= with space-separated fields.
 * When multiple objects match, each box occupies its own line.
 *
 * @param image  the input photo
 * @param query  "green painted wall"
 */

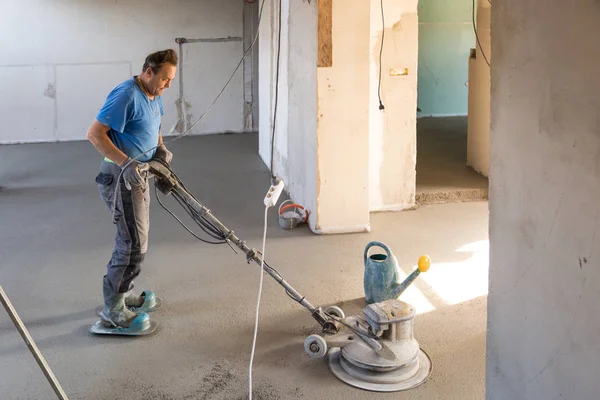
xmin=417 ymin=1 xmax=476 ymax=116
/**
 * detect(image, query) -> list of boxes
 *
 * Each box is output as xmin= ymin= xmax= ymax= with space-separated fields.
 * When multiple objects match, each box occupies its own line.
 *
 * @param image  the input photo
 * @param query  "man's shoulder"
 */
xmin=107 ymin=78 xmax=137 ymax=100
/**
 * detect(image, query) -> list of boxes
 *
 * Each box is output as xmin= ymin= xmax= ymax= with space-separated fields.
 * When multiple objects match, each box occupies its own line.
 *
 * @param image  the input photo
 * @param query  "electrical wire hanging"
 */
xmin=164 ymin=0 xmax=268 ymax=149
xmin=269 ymin=0 xmax=283 ymax=179
xmin=378 ymin=0 xmax=385 ymax=110
xmin=472 ymin=0 xmax=491 ymax=67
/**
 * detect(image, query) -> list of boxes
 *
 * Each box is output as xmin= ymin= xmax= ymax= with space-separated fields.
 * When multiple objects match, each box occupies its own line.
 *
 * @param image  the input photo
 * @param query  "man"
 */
xmin=86 ymin=49 xmax=177 ymax=330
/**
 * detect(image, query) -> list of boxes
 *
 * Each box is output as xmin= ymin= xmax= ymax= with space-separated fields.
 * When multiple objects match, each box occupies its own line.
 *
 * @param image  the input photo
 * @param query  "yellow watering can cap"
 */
xmin=418 ymin=255 xmax=431 ymax=272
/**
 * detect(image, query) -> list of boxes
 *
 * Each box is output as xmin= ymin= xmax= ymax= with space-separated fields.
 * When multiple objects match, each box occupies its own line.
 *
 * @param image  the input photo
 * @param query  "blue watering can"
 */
xmin=363 ymin=241 xmax=431 ymax=304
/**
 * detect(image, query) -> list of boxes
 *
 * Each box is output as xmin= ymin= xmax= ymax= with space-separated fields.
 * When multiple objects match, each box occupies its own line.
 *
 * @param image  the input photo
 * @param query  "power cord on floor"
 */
xmin=248 ymin=206 xmax=269 ymax=400
xmin=248 ymin=178 xmax=284 ymax=399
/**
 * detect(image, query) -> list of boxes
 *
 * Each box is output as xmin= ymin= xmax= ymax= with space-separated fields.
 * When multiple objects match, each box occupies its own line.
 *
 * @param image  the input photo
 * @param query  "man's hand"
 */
xmin=119 ymin=158 xmax=149 ymax=190
xmin=154 ymin=144 xmax=173 ymax=165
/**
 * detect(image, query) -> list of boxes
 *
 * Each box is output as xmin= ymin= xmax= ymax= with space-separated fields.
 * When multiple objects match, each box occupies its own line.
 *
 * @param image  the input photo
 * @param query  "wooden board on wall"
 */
xmin=318 ymin=0 xmax=332 ymax=67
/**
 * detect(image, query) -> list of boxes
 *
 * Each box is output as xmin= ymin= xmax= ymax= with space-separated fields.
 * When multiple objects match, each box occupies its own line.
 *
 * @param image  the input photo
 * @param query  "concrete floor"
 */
xmin=416 ymin=117 xmax=489 ymax=204
xmin=0 ymin=133 xmax=488 ymax=400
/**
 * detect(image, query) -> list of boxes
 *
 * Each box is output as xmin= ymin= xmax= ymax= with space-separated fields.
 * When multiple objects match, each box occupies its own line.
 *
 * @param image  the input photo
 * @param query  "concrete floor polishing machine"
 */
xmin=102 ymin=159 xmax=434 ymax=393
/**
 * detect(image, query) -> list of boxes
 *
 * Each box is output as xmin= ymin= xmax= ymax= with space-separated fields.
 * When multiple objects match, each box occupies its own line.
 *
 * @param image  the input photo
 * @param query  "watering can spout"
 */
xmin=390 ymin=255 xmax=431 ymax=298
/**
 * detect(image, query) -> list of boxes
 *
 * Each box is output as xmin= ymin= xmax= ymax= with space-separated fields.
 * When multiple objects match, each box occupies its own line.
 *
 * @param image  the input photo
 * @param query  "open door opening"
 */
xmin=415 ymin=0 xmax=490 ymax=205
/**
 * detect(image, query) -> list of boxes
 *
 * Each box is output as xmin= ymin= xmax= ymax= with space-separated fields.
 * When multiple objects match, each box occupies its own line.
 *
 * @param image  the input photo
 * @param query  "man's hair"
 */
xmin=142 ymin=49 xmax=178 ymax=74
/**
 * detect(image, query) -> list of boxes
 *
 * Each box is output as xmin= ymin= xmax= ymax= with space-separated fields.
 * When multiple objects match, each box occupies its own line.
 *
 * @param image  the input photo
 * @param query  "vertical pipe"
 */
xmin=177 ymin=40 xmax=186 ymax=132
xmin=243 ymin=0 xmax=254 ymax=130
xmin=0 ymin=286 xmax=69 ymax=400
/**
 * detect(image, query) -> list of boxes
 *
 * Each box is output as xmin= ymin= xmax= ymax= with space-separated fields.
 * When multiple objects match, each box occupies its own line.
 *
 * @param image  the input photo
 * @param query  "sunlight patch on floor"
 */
xmin=421 ymin=240 xmax=489 ymax=306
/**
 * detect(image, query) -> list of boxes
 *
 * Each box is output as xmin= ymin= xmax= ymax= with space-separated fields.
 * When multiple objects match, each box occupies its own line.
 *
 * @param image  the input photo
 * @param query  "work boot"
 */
xmin=124 ymin=282 xmax=145 ymax=308
xmin=100 ymin=279 xmax=138 ymax=328
xmin=124 ymin=291 xmax=145 ymax=308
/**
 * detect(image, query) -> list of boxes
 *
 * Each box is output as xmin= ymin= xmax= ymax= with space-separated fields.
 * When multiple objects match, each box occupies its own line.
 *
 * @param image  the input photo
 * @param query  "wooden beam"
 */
xmin=318 ymin=0 xmax=333 ymax=67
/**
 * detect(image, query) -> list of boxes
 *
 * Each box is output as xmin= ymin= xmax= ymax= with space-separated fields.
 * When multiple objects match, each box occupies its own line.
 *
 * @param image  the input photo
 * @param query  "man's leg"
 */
xmin=123 ymin=183 xmax=151 ymax=308
xmin=96 ymin=161 xmax=149 ymax=327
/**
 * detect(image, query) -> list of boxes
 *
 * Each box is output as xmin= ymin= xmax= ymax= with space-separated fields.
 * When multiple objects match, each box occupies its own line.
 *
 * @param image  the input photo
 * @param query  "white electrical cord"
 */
xmin=248 ymin=206 xmax=269 ymax=400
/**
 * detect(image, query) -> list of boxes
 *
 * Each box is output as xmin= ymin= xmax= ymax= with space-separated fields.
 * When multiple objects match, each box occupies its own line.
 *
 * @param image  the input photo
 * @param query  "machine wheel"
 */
xmin=304 ymin=334 xmax=328 ymax=359
xmin=324 ymin=306 xmax=345 ymax=320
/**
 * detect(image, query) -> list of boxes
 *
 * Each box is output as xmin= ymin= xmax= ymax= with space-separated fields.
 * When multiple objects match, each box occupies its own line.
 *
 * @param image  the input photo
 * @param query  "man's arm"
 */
xmin=86 ymin=120 xmax=129 ymax=166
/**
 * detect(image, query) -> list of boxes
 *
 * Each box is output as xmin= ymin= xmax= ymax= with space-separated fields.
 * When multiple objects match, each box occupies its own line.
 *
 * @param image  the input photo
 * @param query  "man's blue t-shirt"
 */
xmin=96 ymin=77 xmax=164 ymax=162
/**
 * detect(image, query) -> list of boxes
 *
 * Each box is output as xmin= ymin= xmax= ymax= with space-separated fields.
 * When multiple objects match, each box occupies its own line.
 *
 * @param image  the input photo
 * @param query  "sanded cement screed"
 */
xmin=0 ymin=133 xmax=488 ymax=400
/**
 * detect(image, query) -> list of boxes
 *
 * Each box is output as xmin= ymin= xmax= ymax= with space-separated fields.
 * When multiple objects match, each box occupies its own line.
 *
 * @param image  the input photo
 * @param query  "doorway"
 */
xmin=415 ymin=0 xmax=489 ymax=205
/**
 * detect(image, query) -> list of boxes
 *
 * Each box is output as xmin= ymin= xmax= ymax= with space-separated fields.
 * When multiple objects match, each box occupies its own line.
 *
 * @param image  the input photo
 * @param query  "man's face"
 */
xmin=144 ymin=64 xmax=176 ymax=96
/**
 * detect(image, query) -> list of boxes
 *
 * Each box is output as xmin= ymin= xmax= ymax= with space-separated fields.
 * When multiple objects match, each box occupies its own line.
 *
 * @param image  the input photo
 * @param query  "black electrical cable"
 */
xmin=473 ymin=0 xmax=491 ymax=67
xmin=378 ymin=0 xmax=385 ymax=110
xmin=160 ymin=164 xmax=228 ymax=238
xmin=261 ymin=260 xmax=306 ymax=304
xmin=149 ymin=163 xmax=228 ymax=243
xmin=170 ymin=192 xmax=226 ymax=241
xmin=154 ymin=185 xmax=226 ymax=245
xmin=175 ymin=195 xmax=223 ymax=235
xmin=170 ymin=193 xmax=225 ymax=241
xmin=185 ymin=201 xmax=225 ymax=238
xmin=176 ymin=185 xmax=224 ymax=237
xmin=269 ymin=0 xmax=283 ymax=180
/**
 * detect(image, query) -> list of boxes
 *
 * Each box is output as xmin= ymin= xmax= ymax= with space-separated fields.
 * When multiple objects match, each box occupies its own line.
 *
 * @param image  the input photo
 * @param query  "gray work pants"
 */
xmin=95 ymin=160 xmax=150 ymax=294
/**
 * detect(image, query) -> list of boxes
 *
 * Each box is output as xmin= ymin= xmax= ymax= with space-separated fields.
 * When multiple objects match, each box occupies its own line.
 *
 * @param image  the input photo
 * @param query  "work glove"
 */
xmin=119 ymin=157 xmax=149 ymax=190
xmin=154 ymin=144 xmax=173 ymax=165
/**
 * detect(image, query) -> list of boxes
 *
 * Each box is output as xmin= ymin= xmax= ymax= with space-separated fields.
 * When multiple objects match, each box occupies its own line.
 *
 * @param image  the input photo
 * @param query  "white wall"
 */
xmin=467 ymin=0 xmax=491 ymax=177
xmin=258 ymin=0 xmax=317 ymax=227
xmin=0 ymin=0 xmax=245 ymax=144
xmin=314 ymin=0 xmax=371 ymax=233
xmin=287 ymin=1 xmax=318 ymax=224
xmin=259 ymin=0 xmax=289 ymax=184
xmin=487 ymin=1 xmax=600 ymax=399
xmin=258 ymin=0 xmax=421 ymax=233
xmin=369 ymin=0 xmax=419 ymax=212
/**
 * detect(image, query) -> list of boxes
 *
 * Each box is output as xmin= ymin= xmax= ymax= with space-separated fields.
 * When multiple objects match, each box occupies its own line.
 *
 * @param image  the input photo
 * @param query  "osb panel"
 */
xmin=318 ymin=0 xmax=332 ymax=67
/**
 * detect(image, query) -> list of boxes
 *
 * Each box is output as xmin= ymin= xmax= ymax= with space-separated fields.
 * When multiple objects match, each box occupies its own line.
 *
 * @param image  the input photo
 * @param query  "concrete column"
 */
xmin=258 ymin=0 xmax=318 ymax=228
xmin=313 ymin=0 xmax=371 ymax=234
xmin=258 ymin=0 xmax=421 ymax=234
xmin=258 ymin=0 xmax=290 ymax=184
xmin=488 ymin=1 xmax=600 ymax=398
xmin=467 ymin=0 xmax=491 ymax=177
xmin=286 ymin=0 xmax=318 ymax=225
xmin=369 ymin=0 xmax=419 ymax=212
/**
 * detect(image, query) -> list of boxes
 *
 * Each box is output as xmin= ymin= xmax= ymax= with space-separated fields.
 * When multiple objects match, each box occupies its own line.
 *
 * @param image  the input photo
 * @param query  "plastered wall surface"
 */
xmin=417 ymin=0 xmax=475 ymax=117
xmin=258 ymin=0 xmax=317 ymax=225
xmin=0 ymin=0 xmax=245 ymax=143
xmin=487 ymin=1 xmax=600 ymax=399
xmin=369 ymin=0 xmax=419 ymax=212
xmin=467 ymin=0 xmax=491 ymax=177
xmin=258 ymin=0 xmax=289 ymax=185
xmin=258 ymin=0 xmax=421 ymax=232
xmin=315 ymin=0 xmax=371 ymax=233
xmin=286 ymin=1 xmax=318 ymax=224
xmin=258 ymin=0 xmax=277 ymax=175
